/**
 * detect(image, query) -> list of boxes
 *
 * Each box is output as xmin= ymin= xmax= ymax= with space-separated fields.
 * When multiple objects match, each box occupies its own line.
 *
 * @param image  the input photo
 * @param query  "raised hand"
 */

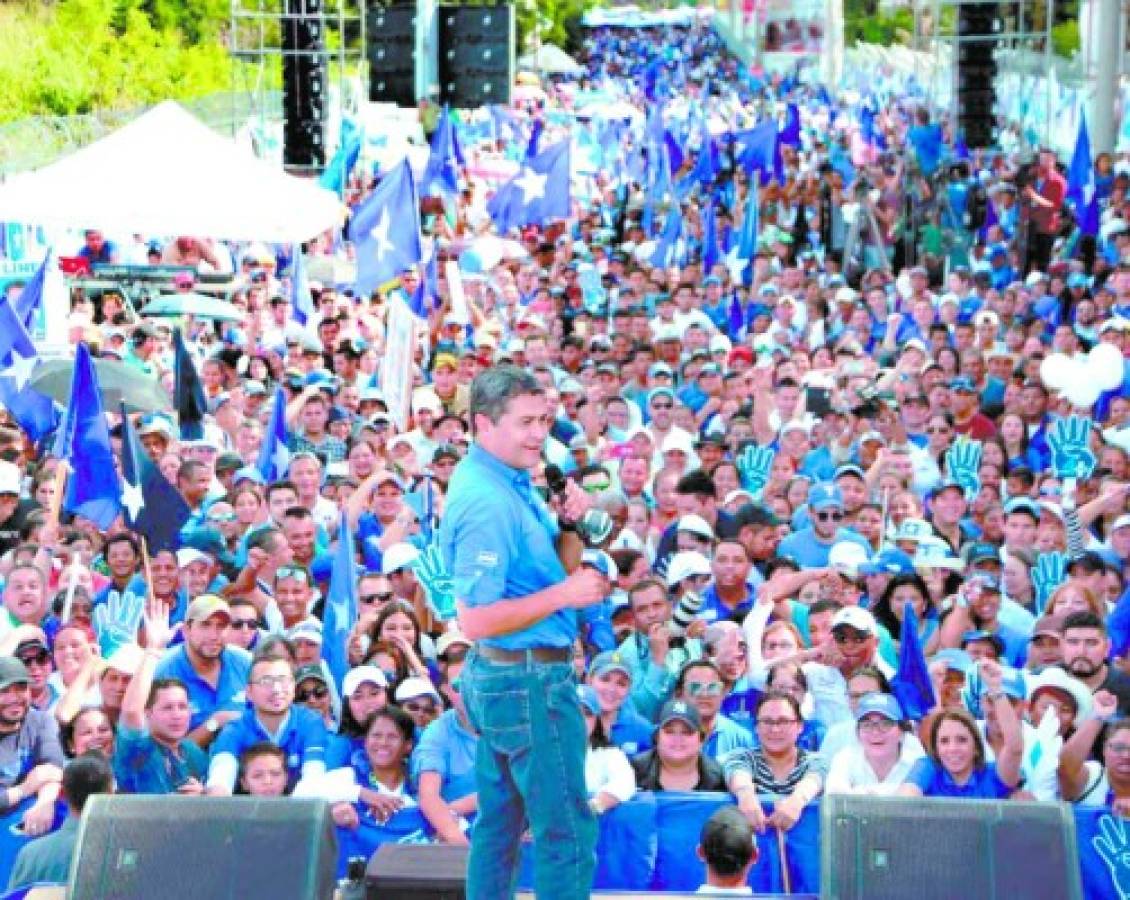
xmin=410 ymin=540 xmax=456 ymax=622
xmin=1032 ymin=552 xmax=1068 ymax=615
xmin=92 ymin=590 xmax=145 ymax=657
xmin=143 ymin=598 xmax=175 ymax=652
xmin=737 ymin=444 xmax=775 ymax=496
xmin=945 ymin=437 xmax=982 ymax=500
xmin=1048 ymin=415 xmax=1098 ymax=481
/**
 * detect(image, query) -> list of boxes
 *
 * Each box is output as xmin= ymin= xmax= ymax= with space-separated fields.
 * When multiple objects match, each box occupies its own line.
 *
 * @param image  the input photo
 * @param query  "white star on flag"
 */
xmin=370 ymin=209 xmax=394 ymax=260
xmin=121 ymin=480 xmax=144 ymax=521
xmin=722 ymin=246 xmax=749 ymax=283
xmin=1083 ymin=173 xmax=1095 ymax=207
xmin=273 ymin=442 xmax=291 ymax=476
xmin=2 ymin=350 xmax=36 ymax=391
xmin=515 ymin=168 xmax=548 ymax=202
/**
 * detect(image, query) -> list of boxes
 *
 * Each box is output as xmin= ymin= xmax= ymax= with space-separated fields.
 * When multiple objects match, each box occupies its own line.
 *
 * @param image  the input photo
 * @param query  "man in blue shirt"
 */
xmin=154 ymin=595 xmax=251 ymax=748
xmin=206 ymin=654 xmax=327 ymax=795
xmin=114 ymin=599 xmax=208 ymax=795
xmin=776 ymin=483 xmax=871 ymax=569
xmin=440 ymin=366 xmax=609 ymax=900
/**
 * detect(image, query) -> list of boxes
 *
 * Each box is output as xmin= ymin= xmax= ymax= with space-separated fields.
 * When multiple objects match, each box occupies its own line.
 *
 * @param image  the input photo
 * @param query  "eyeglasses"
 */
xmin=926 ymin=427 xmax=951 ymax=435
xmin=651 ymin=401 xmax=673 ymax=409
xmin=208 ymin=512 xmax=237 ymax=523
xmin=686 ymin=682 xmax=724 ymax=697
xmin=360 ymin=592 xmax=394 ymax=606
xmin=18 ymin=651 xmax=50 ymax=667
xmin=757 ymin=717 xmax=799 ymax=729
xmin=815 ymin=511 xmax=843 ymax=522
xmin=250 ymin=675 xmax=295 ymax=689
xmin=229 ymin=620 xmax=258 ymax=631
xmin=296 ymin=685 xmax=329 ymax=702
xmin=403 ymin=701 xmax=437 ymax=714
xmin=834 ymin=631 xmax=870 ymax=646
xmin=858 ymin=718 xmax=897 ymax=734
xmin=276 ymin=565 xmax=309 ymax=583
xmin=1107 ymin=743 xmax=1130 ymax=756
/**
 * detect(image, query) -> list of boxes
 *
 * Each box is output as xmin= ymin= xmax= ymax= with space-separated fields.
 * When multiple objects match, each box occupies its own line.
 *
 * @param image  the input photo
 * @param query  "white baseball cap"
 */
xmin=665 ymin=550 xmax=712 ymax=587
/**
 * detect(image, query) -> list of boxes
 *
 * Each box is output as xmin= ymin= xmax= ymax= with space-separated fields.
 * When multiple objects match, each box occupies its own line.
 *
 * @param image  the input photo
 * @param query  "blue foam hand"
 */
xmin=1032 ymin=552 xmax=1068 ymax=615
xmin=1048 ymin=415 xmax=1097 ymax=481
xmin=1093 ymin=814 xmax=1130 ymax=898
xmin=961 ymin=663 xmax=984 ymax=720
xmin=91 ymin=589 xmax=144 ymax=656
xmin=737 ymin=444 xmax=774 ymax=495
xmin=411 ymin=540 xmax=456 ymax=622
xmin=946 ymin=437 xmax=982 ymax=499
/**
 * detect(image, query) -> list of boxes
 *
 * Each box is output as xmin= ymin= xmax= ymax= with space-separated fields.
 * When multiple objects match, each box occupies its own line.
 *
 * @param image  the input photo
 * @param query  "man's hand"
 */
xmin=561 ymin=567 xmax=608 ymax=609
xmin=768 ymin=794 xmax=806 ymax=831
xmin=176 ymin=777 xmax=205 ymax=796
xmin=558 ymin=477 xmax=594 ymax=525
xmin=648 ymin=622 xmax=672 ymax=667
xmin=143 ymin=598 xmax=175 ymax=652
xmin=1093 ymin=690 xmax=1119 ymax=722
xmin=21 ymin=799 xmax=54 ymax=837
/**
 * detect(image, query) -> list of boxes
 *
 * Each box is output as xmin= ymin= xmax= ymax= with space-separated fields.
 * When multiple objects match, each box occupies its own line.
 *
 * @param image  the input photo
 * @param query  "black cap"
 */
xmin=215 ymin=452 xmax=244 ymax=473
xmin=735 ymin=503 xmax=781 ymax=529
xmin=1067 ymin=551 xmax=1107 ymax=575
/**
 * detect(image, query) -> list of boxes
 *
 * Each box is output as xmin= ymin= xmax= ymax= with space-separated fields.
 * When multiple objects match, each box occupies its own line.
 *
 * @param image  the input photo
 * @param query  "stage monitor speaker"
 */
xmin=821 ymin=795 xmax=1082 ymax=900
xmin=283 ymin=0 xmax=327 ymax=168
xmin=367 ymin=3 xmax=419 ymax=106
xmin=365 ymin=843 xmax=468 ymax=899
xmin=69 ymin=796 xmax=338 ymax=900
xmin=436 ymin=4 xmax=513 ymax=108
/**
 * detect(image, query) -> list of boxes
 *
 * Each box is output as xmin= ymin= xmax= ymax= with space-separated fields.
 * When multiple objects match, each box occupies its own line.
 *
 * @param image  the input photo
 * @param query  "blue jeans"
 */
xmin=461 ymin=649 xmax=597 ymax=900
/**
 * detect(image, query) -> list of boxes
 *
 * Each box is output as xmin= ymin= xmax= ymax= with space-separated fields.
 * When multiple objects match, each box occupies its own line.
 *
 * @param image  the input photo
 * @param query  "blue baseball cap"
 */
xmin=932 ymin=648 xmax=974 ymax=675
xmin=964 ymin=541 xmax=1001 ymax=566
xmin=1003 ymin=496 xmax=1041 ymax=520
xmin=929 ymin=479 xmax=966 ymax=499
xmin=854 ymin=692 xmax=904 ymax=723
xmin=859 ymin=548 xmax=916 ymax=576
xmin=808 ymin=482 xmax=844 ymax=511
xmin=581 ymin=549 xmax=619 ymax=580
xmin=948 ymin=375 xmax=977 ymax=393
xmin=588 ymin=651 xmax=633 ymax=680
xmin=232 ymin=466 xmax=266 ymax=486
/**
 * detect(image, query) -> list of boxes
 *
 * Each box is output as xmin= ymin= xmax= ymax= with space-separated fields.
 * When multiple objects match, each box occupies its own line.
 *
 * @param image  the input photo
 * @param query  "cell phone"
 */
xmin=805 ymin=386 xmax=833 ymax=417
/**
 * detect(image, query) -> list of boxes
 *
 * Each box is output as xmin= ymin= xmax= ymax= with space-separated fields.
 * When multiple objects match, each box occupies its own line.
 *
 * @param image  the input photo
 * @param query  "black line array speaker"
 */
xmin=437 ymin=4 xmax=513 ymax=108
xmin=366 ymin=842 xmax=468 ymax=899
xmin=367 ymin=3 xmax=419 ymax=107
xmin=283 ymin=0 xmax=327 ymax=168
xmin=821 ymin=795 xmax=1082 ymax=900
xmin=955 ymin=1 xmax=1000 ymax=148
xmin=69 ymin=796 xmax=338 ymax=900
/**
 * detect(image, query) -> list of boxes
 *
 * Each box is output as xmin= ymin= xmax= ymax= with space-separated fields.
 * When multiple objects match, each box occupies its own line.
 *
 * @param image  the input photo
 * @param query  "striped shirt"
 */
xmin=720 ymin=747 xmax=828 ymax=799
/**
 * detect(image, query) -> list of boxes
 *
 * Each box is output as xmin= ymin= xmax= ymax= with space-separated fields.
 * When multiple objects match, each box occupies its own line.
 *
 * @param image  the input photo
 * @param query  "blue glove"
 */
xmin=1032 ymin=552 xmax=1068 ymax=615
xmin=411 ymin=540 xmax=456 ymax=622
xmin=961 ymin=663 xmax=983 ymax=720
xmin=92 ymin=590 xmax=144 ymax=657
xmin=1048 ymin=415 xmax=1097 ymax=481
xmin=946 ymin=437 xmax=982 ymax=500
xmin=737 ymin=444 xmax=774 ymax=495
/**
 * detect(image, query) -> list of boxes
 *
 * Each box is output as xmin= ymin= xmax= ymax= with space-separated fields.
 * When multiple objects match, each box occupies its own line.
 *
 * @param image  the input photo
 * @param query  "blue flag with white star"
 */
xmin=727 ymin=182 xmax=759 ymax=286
xmin=13 ymin=252 xmax=48 ymax=332
xmin=0 ymin=297 xmax=58 ymax=443
xmin=348 ymin=157 xmax=424 ymax=295
xmin=323 ymin=510 xmax=359 ymax=690
xmin=733 ymin=120 xmax=780 ymax=184
xmin=120 ymin=404 xmax=191 ymax=552
xmin=1066 ymin=115 xmax=1099 ymax=237
xmin=702 ymin=199 xmax=721 ymax=275
xmin=318 ymin=117 xmax=363 ymax=196
xmin=173 ymin=328 xmax=207 ymax=441
xmin=53 ymin=343 xmax=121 ymax=529
xmin=488 ymin=140 xmax=572 ymax=233
xmin=257 ymin=385 xmax=292 ymax=483
xmin=291 ymin=244 xmax=317 ymax=326
xmin=421 ymin=108 xmax=463 ymax=197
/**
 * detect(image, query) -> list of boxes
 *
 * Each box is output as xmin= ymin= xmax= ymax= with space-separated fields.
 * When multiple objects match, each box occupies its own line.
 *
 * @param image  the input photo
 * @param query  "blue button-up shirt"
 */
xmin=155 ymin=644 xmax=252 ymax=731
xmin=440 ymin=444 xmax=574 ymax=650
xmin=112 ymin=723 xmax=209 ymax=795
xmin=210 ymin=705 xmax=328 ymax=792
xmin=410 ymin=708 xmax=478 ymax=803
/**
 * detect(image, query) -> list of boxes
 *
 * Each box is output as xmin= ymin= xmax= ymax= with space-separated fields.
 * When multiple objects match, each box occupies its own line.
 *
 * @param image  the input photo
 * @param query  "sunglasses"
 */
xmin=276 ymin=565 xmax=309 ymax=583
xmin=208 ymin=512 xmax=237 ymax=523
xmin=403 ymin=701 xmax=437 ymax=714
xmin=814 ymin=510 xmax=843 ymax=522
xmin=686 ymin=682 xmax=724 ymax=697
xmin=18 ymin=651 xmax=50 ymax=667
xmin=229 ymin=619 xmax=258 ymax=631
xmin=584 ymin=482 xmax=612 ymax=493
xmin=360 ymin=592 xmax=394 ymax=606
xmin=296 ymin=685 xmax=329 ymax=702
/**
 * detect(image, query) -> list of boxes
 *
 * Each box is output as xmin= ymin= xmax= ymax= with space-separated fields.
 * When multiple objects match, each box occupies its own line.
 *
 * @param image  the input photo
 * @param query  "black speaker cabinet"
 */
xmin=69 ymin=796 xmax=338 ymax=899
xmin=821 ymin=795 xmax=1082 ymax=900
xmin=366 ymin=842 xmax=469 ymax=899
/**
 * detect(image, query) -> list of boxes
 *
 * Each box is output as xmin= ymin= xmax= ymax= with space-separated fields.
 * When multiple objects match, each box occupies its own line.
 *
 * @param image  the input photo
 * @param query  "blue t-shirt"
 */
xmin=112 ymin=723 xmax=208 ymax=795
xmin=410 ymin=708 xmax=478 ymax=803
xmin=777 ymin=526 xmax=871 ymax=569
xmin=154 ymin=644 xmax=252 ymax=731
xmin=698 ymin=582 xmax=754 ymax=625
xmin=211 ymin=705 xmax=328 ymax=792
xmin=907 ymin=757 xmax=1012 ymax=799
xmin=610 ymin=706 xmax=654 ymax=757
xmin=440 ymin=444 xmax=574 ymax=650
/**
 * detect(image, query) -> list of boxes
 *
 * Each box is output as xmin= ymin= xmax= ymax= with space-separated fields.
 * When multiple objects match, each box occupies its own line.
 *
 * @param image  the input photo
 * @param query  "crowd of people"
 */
xmin=2 ymin=13 xmax=1130 ymax=897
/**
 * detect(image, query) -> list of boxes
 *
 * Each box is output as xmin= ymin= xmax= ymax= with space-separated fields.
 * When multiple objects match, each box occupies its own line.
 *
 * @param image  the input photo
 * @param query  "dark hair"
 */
xmin=104 ymin=533 xmax=140 ymax=558
xmin=847 ymin=665 xmax=893 ymax=693
xmin=59 ymin=707 xmax=114 ymax=757
xmin=469 ymin=366 xmax=544 ymax=434
xmin=238 ymin=742 xmax=287 ymax=787
xmin=609 ymin=549 xmax=644 ymax=582
xmin=1063 ymin=611 xmax=1106 ymax=635
xmin=767 ymin=663 xmax=808 ymax=692
xmin=365 ymin=704 xmax=416 ymax=746
xmin=675 ymin=658 xmax=724 ymax=695
xmin=755 ymin=690 xmax=802 ymax=720
xmin=872 ymin=574 xmax=934 ymax=641
xmin=146 ymin=677 xmax=188 ymax=710
xmin=246 ymin=526 xmax=285 ymax=555
xmin=252 ymin=636 xmax=297 ymax=667
xmin=927 ymin=709 xmax=986 ymax=771
xmin=628 ymin=576 xmax=669 ymax=607
xmin=62 ymin=751 xmax=115 ymax=812
xmin=587 ymin=713 xmax=612 ymax=750
xmin=676 ymin=469 xmax=716 ymax=500
xmin=700 ymin=806 xmax=756 ymax=877
xmin=265 ymin=481 xmax=299 ymax=503
xmin=809 ymin=598 xmax=843 ymax=618
xmin=370 ymin=600 xmax=423 ymax=653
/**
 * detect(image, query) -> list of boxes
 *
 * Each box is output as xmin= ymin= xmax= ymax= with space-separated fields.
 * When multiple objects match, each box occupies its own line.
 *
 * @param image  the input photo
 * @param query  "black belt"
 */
xmin=476 ymin=644 xmax=571 ymax=664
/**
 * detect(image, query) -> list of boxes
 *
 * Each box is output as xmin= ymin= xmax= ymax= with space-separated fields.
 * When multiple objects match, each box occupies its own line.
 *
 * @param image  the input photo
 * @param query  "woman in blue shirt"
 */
xmin=899 ymin=662 xmax=1023 ymax=799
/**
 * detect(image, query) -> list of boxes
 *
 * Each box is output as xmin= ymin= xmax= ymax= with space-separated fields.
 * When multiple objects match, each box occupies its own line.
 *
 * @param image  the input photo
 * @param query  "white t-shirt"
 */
xmin=585 ymin=745 xmax=636 ymax=803
xmin=825 ymin=735 xmax=925 ymax=796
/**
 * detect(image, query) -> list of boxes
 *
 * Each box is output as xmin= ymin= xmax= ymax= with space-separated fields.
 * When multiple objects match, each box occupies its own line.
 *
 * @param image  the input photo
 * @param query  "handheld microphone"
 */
xmin=544 ymin=464 xmax=614 ymax=546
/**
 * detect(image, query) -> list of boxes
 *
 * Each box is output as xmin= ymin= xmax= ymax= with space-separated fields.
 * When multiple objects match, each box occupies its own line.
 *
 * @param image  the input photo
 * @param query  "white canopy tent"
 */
xmin=518 ymin=45 xmax=585 ymax=76
xmin=0 ymin=102 xmax=343 ymax=242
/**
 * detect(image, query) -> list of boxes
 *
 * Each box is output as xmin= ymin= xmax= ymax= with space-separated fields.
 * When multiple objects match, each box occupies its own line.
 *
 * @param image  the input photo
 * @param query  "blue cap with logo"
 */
xmin=808 ymin=482 xmax=844 ymax=511
xmin=588 ymin=651 xmax=633 ymax=681
xmin=854 ymin=692 xmax=905 ymax=722
xmin=859 ymin=548 xmax=916 ymax=576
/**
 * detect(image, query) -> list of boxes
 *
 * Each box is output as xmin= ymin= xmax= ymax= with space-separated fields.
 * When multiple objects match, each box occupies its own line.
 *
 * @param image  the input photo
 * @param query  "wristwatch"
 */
xmin=205 ymin=716 xmax=220 ymax=734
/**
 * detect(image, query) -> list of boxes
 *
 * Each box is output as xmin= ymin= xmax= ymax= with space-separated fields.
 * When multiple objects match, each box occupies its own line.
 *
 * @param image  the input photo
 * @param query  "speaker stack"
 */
xmin=437 ymin=4 xmax=514 ymax=108
xmin=955 ymin=0 xmax=1000 ymax=148
xmin=367 ymin=3 xmax=420 ymax=107
xmin=283 ymin=0 xmax=327 ymax=169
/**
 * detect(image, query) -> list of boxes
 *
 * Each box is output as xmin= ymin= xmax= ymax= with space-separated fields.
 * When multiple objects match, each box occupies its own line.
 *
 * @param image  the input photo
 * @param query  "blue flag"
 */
xmin=690 ymin=137 xmax=719 ymax=188
xmin=1066 ymin=115 xmax=1099 ymax=237
xmin=0 ymin=297 xmax=58 ymax=443
xmin=779 ymin=103 xmax=802 ymax=148
xmin=257 ymin=385 xmax=292 ymax=483
xmin=348 ymin=157 xmax=424 ymax=295
xmin=701 ymin=200 xmax=721 ymax=274
xmin=291 ymin=244 xmax=317 ymax=326
xmin=725 ymin=182 xmax=759 ymax=286
xmin=323 ymin=511 xmax=359 ymax=690
xmin=890 ymin=602 xmax=936 ymax=720
xmin=487 ymin=140 xmax=572 ymax=233
xmin=525 ymin=118 xmax=544 ymax=161
xmin=53 ymin=343 xmax=121 ymax=529
xmin=318 ymin=118 xmax=363 ymax=196
xmin=120 ymin=405 xmax=191 ymax=552
xmin=650 ymin=204 xmax=683 ymax=268
xmin=663 ymin=130 xmax=685 ymax=176
xmin=13 ymin=252 xmax=48 ymax=332
xmin=409 ymin=251 xmax=439 ymax=319
xmin=734 ymin=120 xmax=779 ymax=182
xmin=173 ymin=329 xmax=207 ymax=441
xmin=421 ymin=108 xmax=463 ymax=197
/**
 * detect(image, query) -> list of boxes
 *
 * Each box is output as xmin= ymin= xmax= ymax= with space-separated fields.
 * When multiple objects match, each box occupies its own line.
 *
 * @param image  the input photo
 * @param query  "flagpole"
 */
xmin=60 ymin=557 xmax=81 ymax=625
xmin=46 ymin=460 xmax=69 ymax=535
xmin=777 ymin=826 xmax=792 ymax=894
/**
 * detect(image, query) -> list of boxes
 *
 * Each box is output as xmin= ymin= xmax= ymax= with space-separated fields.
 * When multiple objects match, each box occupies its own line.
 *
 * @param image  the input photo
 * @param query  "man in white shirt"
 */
xmin=695 ymin=805 xmax=757 ymax=895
